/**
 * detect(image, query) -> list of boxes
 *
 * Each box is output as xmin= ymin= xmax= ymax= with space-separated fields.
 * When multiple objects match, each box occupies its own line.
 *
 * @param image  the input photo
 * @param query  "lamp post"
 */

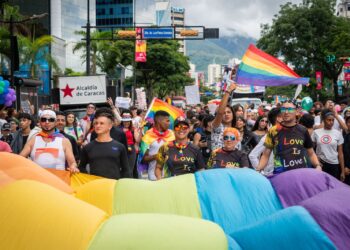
xmin=86 ymin=0 xmax=91 ymax=75
xmin=0 ymin=12 xmax=48 ymax=110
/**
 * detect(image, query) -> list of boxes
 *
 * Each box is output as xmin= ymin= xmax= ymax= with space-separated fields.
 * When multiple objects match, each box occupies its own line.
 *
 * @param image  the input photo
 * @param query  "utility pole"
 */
xmin=132 ymin=0 xmax=136 ymax=103
xmin=9 ymin=15 xmax=18 ymax=108
xmin=86 ymin=0 xmax=91 ymax=75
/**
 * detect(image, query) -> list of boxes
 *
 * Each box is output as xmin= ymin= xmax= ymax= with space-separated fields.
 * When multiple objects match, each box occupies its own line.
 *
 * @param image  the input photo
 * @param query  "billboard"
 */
xmin=59 ymin=75 xmax=106 ymax=105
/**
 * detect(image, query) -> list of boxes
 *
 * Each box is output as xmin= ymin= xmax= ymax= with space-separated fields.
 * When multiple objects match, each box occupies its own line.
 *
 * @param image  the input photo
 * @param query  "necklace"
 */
xmin=174 ymin=141 xmax=188 ymax=156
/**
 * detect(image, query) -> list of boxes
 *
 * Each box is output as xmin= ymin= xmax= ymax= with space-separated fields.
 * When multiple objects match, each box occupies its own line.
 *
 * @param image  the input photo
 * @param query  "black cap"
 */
xmin=1 ymin=123 xmax=11 ymax=131
xmin=174 ymin=117 xmax=190 ymax=127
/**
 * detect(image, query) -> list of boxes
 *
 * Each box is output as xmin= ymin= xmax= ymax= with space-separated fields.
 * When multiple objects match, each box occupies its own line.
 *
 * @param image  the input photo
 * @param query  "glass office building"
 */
xmin=96 ymin=0 xmax=134 ymax=27
xmin=5 ymin=0 xmax=95 ymax=107
xmin=8 ymin=0 xmax=95 ymax=72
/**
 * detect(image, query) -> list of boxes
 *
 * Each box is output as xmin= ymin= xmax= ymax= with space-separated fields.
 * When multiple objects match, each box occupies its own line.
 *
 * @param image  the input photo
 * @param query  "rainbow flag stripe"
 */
xmin=236 ymin=44 xmax=309 ymax=86
xmin=145 ymin=98 xmax=185 ymax=129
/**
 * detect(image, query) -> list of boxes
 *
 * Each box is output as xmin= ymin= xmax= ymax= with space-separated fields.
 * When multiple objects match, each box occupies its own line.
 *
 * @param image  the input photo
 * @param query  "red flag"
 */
xmin=135 ymin=27 xmax=146 ymax=62
xmin=316 ymin=71 xmax=322 ymax=90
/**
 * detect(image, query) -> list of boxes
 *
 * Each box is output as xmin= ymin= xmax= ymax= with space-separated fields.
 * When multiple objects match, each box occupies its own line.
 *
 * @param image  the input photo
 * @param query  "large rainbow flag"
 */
xmin=236 ymin=44 xmax=309 ymax=86
xmin=145 ymin=98 xmax=185 ymax=129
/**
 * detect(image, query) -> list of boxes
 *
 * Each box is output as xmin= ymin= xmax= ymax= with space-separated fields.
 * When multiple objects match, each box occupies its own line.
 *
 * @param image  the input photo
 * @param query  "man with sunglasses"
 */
xmin=208 ymin=128 xmax=249 ymax=169
xmin=20 ymin=110 xmax=79 ymax=173
xmin=257 ymin=102 xmax=321 ymax=174
xmin=155 ymin=118 xmax=205 ymax=180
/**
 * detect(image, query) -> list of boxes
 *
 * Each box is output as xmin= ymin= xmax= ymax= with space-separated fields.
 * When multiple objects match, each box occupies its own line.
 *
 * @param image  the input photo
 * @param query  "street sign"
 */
xmin=142 ymin=28 xmax=174 ymax=39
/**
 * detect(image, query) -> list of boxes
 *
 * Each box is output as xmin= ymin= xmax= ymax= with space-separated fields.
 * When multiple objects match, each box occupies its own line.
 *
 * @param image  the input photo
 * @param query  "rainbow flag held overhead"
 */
xmin=136 ymin=98 xmax=183 ymax=179
xmin=145 ymin=98 xmax=185 ymax=129
xmin=236 ymin=44 xmax=309 ymax=86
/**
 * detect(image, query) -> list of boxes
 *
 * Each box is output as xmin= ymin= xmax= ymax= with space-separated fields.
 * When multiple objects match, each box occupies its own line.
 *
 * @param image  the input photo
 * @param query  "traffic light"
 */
xmin=180 ymin=29 xmax=199 ymax=36
xmin=116 ymin=30 xmax=136 ymax=38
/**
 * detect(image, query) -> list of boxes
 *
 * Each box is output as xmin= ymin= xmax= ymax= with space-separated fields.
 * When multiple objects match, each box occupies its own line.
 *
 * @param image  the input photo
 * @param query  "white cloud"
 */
xmin=136 ymin=0 xmax=302 ymax=39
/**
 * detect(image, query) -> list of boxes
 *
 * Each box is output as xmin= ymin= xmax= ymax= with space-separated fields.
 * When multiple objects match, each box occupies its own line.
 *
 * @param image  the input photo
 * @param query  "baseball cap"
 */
xmin=121 ymin=113 xmax=133 ymax=122
xmin=1 ymin=123 xmax=11 ymax=131
xmin=174 ymin=117 xmax=190 ymax=127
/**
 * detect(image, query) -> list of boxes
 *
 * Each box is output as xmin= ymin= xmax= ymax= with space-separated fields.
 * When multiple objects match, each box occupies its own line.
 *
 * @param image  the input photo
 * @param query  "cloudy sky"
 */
xmin=136 ymin=0 xmax=303 ymax=39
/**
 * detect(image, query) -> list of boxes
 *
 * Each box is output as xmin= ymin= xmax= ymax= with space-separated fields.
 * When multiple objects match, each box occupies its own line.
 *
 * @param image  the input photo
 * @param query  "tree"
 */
xmin=257 ymin=0 xmax=350 ymax=101
xmin=19 ymin=35 xmax=59 ymax=78
xmin=64 ymin=68 xmax=85 ymax=76
xmin=73 ymin=30 xmax=113 ymax=75
xmin=1 ymin=4 xmax=31 ymax=37
xmin=132 ymin=40 xmax=192 ymax=99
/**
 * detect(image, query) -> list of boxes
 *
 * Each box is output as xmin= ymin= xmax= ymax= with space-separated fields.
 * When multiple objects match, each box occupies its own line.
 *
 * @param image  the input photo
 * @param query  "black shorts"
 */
xmin=320 ymin=160 xmax=340 ymax=180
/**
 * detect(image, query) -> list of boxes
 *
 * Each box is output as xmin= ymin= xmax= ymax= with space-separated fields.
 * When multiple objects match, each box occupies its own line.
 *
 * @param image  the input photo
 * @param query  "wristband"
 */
xmin=224 ymin=90 xmax=232 ymax=95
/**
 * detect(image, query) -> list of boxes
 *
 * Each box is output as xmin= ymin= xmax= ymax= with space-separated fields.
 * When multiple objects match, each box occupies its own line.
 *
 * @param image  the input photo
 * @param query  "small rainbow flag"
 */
xmin=145 ymin=98 xmax=185 ymax=129
xmin=236 ymin=44 xmax=309 ymax=86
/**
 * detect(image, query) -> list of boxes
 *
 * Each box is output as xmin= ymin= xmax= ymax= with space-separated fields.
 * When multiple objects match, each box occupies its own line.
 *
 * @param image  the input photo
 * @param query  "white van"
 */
xmin=231 ymin=98 xmax=262 ymax=108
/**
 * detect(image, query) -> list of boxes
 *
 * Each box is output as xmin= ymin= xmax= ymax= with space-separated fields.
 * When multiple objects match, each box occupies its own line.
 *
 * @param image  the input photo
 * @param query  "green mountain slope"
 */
xmin=186 ymin=35 xmax=256 ymax=77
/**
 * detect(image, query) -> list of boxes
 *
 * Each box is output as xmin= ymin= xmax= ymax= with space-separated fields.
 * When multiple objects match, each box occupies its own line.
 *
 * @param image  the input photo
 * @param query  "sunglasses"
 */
xmin=174 ymin=125 xmax=189 ymax=131
xmin=260 ymin=119 xmax=268 ymax=123
xmin=281 ymin=107 xmax=296 ymax=113
xmin=223 ymin=135 xmax=236 ymax=141
xmin=40 ymin=117 xmax=56 ymax=123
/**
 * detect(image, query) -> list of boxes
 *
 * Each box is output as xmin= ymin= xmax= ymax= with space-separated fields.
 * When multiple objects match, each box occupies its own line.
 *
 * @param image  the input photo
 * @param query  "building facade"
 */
xmin=171 ymin=6 xmax=185 ymax=54
xmin=5 ymin=0 xmax=95 ymax=108
xmin=155 ymin=0 xmax=171 ymax=26
xmin=96 ymin=0 xmax=133 ymax=27
xmin=208 ymin=64 xmax=221 ymax=85
xmin=9 ymin=0 xmax=96 ymax=73
xmin=337 ymin=0 xmax=350 ymax=18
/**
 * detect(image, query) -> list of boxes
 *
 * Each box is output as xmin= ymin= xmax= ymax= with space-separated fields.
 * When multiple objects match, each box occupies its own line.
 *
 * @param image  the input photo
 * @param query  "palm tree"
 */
xmin=1 ymin=4 xmax=31 ymax=37
xmin=72 ymin=30 xmax=115 ymax=75
xmin=19 ymin=35 xmax=59 ymax=78
xmin=0 ymin=26 xmax=10 ymax=72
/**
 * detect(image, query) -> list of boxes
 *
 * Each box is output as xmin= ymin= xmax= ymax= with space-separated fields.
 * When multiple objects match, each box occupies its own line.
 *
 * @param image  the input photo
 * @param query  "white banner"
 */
xmin=185 ymin=85 xmax=200 ymax=105
xmin=135 ymin=88 xmax=147 ymax=110
xmin=59 ymin=75 xmax=106 ymax=105
xmin=294 ymin=84 xmax=303 ymax=100
xmin=115 ymin=97 xmax=131 ymax=109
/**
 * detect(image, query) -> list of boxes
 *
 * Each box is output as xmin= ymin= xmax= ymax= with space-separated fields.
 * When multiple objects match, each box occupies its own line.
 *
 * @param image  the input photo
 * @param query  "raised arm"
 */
xmin=212 ymin=83 xmax=236 ymax=129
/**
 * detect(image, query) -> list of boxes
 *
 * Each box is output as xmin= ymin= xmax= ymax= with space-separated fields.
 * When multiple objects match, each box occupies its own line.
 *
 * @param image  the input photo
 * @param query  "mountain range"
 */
xmin=186 ymin=35 xmax=256 ymax=78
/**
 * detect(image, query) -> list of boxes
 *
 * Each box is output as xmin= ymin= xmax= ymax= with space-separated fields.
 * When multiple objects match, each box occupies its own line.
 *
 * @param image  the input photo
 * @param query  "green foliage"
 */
xmin=0 ymin=4 xmax=31 ymax=37
xmin=0 ymin=4 xmax=58 ymax=77
xmin=64 ymin=68 xmax=85 ymax=76
xmin=265 ymin=85 xmax=297 ymax=100
xmin=124 ymin=40 xmax=192 ymax=99
xmin=19 ymin=35 xmax=60 ymax=77
xmin=73 ymin=30 xmax=114 ymax=74
xmin=199 ymin=85 xmax=216 ymax=104
xmin=257 ymin=0 xmax=350 ymax=101
xmin=110 ymin=39 xmax=192 ymax=99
